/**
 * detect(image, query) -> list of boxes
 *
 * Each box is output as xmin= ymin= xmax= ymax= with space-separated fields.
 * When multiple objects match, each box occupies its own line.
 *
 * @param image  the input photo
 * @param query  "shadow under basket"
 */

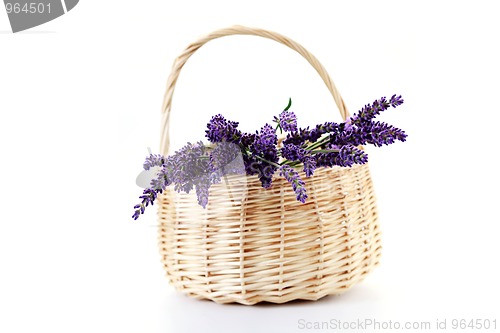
xmin=156 ymin=26 xmax=381 ymax=305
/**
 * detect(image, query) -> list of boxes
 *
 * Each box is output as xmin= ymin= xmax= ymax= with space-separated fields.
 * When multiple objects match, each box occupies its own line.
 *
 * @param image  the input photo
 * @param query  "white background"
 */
xmin=1 ymin=1 xmax=499 ymax=332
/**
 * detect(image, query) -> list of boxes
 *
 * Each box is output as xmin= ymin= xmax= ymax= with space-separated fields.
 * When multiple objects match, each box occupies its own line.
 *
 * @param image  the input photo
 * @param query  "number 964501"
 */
xmin=5 ymin=2 xmax=51 ymax=14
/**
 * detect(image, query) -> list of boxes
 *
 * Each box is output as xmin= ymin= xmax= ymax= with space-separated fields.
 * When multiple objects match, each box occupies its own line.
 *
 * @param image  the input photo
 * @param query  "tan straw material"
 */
xmin=157 ymin=26 xmax=381 ymax=305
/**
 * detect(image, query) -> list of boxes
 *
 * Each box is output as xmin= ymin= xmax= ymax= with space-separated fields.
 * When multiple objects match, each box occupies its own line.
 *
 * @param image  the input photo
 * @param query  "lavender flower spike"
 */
xmin=279 ymin=165 xmax=308 ymax=203
xmin=275 ymin=110 xmax=298 ymax=132
xmin=251 ymin=124 xmax=279 ymax=188
xmin=351 ymin=95 xmax=404 ymax=125
xmin=143 ymin=154 xmax=165 ymax=170
xmin=281 ymin=143 xmax=306 ymax=161
xmin=337 ymin=145 xmax=368 ymax=167
xmin=132 ymin=188 xmax=161 ymax=220
xmin=195 ymin=176 xmax=211 ymax=208
xmin=205 ymin=114 xmax=241 ymax=143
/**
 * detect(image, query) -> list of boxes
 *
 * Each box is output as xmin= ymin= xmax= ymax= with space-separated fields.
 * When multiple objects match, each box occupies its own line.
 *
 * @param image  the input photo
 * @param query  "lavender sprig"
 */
xmin=210 ymin=141 xmax=241 ymax=170
xmin=350 ymin=94 xmax=404 ymax=126
xmin=279 ymin=165 xmax=308 ymax=203
xmin=132 ymin=188 xmax=161 ymax=220
xmin=315 ymin=145 xmax=368 ymax=168
xmin=205 ymin=114 xmax=242 ymax=143
xmin=194 ymin=176 xmax=211 ymax=208
xmin=170 ymin=141 xmax=208 ymax=193
xmin=281 ymin=143 xmax=307 ymax=161
xmin=274 ymin=110 xmax=298 ymax=132
xmin=143 ymin=154 xmax=165 ymax=170
xmin=302 ymin=156 xmax=317 ymax=177
xmin=337 ymin=145 xmax=369 ymax=167
xmin=249 ymin=124 xmax=279 ymax=188
xmin=339 ymin=121 xmax=407 ymax=147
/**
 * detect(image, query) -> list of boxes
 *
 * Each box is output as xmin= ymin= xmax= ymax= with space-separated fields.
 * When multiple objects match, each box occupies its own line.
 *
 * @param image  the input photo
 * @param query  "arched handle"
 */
xmin=160 ymin=25 xmax=350 ymax=155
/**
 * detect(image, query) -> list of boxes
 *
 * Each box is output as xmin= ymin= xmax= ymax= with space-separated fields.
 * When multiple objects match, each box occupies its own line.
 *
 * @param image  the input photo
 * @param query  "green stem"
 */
xmin=251 ymin=153 xmax=281 ymax=168
xmin=305 ymin=135 xmax=331 ymax=151
xmin=310 ymin=149 xmax=339 ymax=154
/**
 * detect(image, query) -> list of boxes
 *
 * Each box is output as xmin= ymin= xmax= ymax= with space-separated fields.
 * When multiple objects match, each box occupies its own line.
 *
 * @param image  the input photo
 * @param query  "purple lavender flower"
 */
xmin=143 ymin=154 xmax=165 ymax=170
xmin=368 ymin=122 xmax=407 ymax=146
xmin=210 ymin=141 xmax=245 ymax=176
xmin=344 ymin=117 xmax=354 ymax=131
xmin=281 ymin=143 xmax=306 ymax=161
xmin=257 ymin=162 xmax=276 ymax=189
xmin=194 ymin=176 xmax=211 ymax=208
xmin=133 ymin=141 xmax=214 ymax=219
xmin=280 ymin=143 xmax=317 ymax=176
xmin=389 ymin=94 xmax=404 ymax=107
xmin=242 ymin=155 xmax=258 ymax=176
xmin=170 ymin=141 xmax=210 ymax=193
xmin=350 ymin=95 xmax=404 ymax=125
xmin=302 ymin=156 xmax=317 ymax=177
xmin=337 ymin=145 xmax=368 ymax=166
xmin=283 ymin=127 xmax=311 ymax=146
xmin=279 ymin=165 xmax=308 ymax=203
xmin=274 ymin=110 xmax=298 ymax=132
xmin=240 ymin=132 xmax=256 ymax=148
xmin=250 ymin=124 xmax=279 ymax=188
xmin=308 ymin=122 xmax=342 ymax=143
xmin=254 ymin=124 xmax=277 ymax=148
xmin=338 ymin=121 xmax=407 ymax=147
xmin=149 ymin=163 xmax=172 ymax=191
xmin=314 ymin=151 xmax=336 ymax=168
xmin=205 ymin=114 xmax=241 ymax=143
xmin=315 ymin=145 xmax=368 ymax=168
xmin=132 ymin=188 xmax=161 ymax=220
xmin=210 ymin=142 xmax=239 ymax=169
xmin=283 ymin=122 xmax=342 ymax=146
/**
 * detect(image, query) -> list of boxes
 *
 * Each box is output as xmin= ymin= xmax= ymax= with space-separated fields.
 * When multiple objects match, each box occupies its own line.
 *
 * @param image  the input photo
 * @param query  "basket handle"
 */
xmin=160 ymin=25 xmax=350 ymax=155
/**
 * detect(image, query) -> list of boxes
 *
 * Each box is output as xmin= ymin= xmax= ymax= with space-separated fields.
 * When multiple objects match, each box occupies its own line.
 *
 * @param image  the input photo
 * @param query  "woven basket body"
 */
xmin=157 ymin=26 xmax=381 ymax=305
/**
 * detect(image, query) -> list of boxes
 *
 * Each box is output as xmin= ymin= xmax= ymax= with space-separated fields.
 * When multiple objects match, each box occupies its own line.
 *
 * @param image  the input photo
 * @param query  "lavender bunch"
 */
xmin=133 ymin=95 xmax=407 ymax=219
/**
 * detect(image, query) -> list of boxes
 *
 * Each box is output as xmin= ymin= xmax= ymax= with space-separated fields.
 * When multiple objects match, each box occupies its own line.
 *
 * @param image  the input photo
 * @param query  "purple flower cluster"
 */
xmin=205 ymin=114 xmax=241 ymax=143
xmin=248 ymin=124 xmax=279 ymax=188
xmin=274 ymin=110 xmax=298 ymax=132
xmin=315 ymin=145 xmax=368 ymax=168
xmin=134 ymin=142 xmax=212 ymax=219
xmin=277 ymin=95 xmax=406 ymax=177
xmin=132 ymin=188 xmax=161 ymax=220
xmin=279 ymin=165 xmax=308 ymax=203
xmin=283 ymin=122 xmax=344 ymax=146
xmin=280 ymin=143 xmax=317 ymax=176
xmin=350 ymin=95 xmax=404 ymax=126
xmin=339 ymin=121 xmax=407 ymax=147
xmin=209 ymin=141 xmax=245 ymax=182
xmin=133 ymin=95 xmax=407 ymax=219
xmin=210 ymin=141 xmax=240 ymax=170
xmin=143 ymin=154 xmax=165 ymax=170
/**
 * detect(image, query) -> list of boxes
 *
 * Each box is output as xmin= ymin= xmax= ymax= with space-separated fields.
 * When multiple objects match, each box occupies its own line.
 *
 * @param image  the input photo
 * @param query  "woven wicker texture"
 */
xmin=157 ymin=26 xmax=381 ymax=305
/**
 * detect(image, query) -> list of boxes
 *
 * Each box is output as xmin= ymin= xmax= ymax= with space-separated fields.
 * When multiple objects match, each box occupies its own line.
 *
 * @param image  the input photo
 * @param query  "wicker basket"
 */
xmin=157 ymin=26 xmax=381 ymax=305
